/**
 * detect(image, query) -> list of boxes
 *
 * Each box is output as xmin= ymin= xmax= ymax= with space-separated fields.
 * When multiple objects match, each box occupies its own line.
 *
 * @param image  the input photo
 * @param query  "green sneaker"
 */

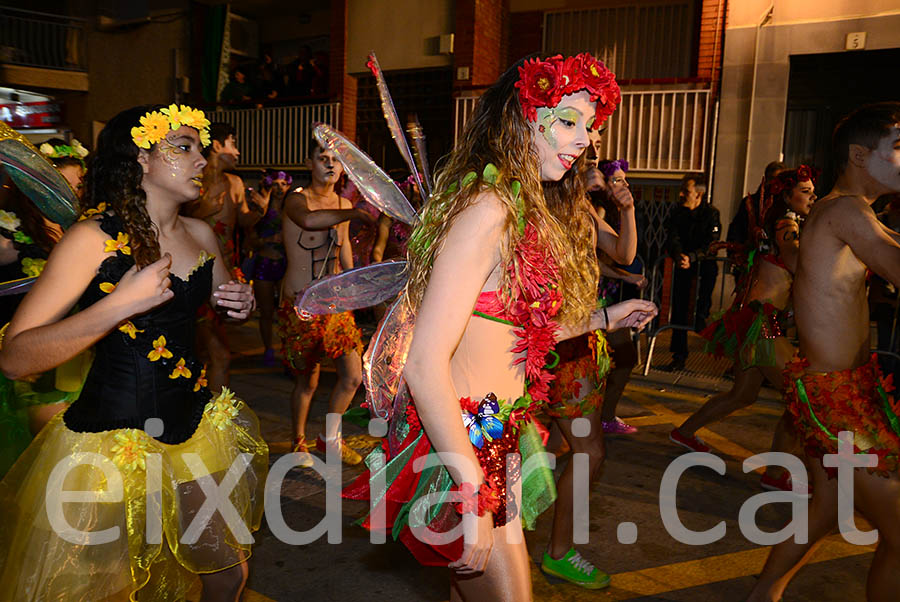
xmin=541 ymin=548 xmax=610 ymax=589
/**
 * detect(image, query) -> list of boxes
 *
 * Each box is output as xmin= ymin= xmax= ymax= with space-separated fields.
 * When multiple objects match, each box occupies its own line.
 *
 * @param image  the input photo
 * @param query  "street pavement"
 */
xmin=217 ymin=319 xmax=872 ymax=602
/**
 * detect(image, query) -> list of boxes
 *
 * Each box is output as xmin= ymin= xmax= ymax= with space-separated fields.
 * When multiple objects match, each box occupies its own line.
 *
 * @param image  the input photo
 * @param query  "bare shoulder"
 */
xmin=59 ymin=216 xmax=109 ymax=248
xmin=457 ymin=189 xmax=510 ymax=230
xmin=284 ymin=187 xmax=309 ymax=208
xmin=180 ymin=215 xmax=217 ymax=247
xmin=225 ymin=172 xmax=244 ymax=191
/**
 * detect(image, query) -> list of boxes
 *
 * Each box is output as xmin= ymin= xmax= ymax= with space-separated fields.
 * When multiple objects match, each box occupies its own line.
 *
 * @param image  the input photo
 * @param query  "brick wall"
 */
xmin=507 ymin=11 xmax=542 ymax=68
xmin=330 ymin=0 xmax=357 ymax=140
xmin=697 ymin=0 xmax=727 ymax=92
xmin=454 ymin=0 xmax=508 ymax=89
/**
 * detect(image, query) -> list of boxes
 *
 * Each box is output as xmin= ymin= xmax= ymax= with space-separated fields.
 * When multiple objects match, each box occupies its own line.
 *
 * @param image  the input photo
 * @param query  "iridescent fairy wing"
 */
xmin=363 ymin=295 xmax=416 ymax=428
xmin=365 ymin=52 xmax=427 ymax=203
xmin=406 ymin=113 xmax=433 ymax=200
xmin=0 ymin=122 xmax=78 ymax=228
xmin=313 ymin=124 xmax=418 ymax=226
xmin=0 ymin=277 xmax=36 ymax=297
xmin=295 ymin=260 xmax=408 ymax=315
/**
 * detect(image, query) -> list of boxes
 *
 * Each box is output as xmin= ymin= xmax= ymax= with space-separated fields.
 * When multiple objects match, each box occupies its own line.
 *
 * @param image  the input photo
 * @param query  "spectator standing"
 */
xmin=220 ymin=66 xmax=253 ymax=105
xmin=664 ymin=174 xmax=721 ymax=371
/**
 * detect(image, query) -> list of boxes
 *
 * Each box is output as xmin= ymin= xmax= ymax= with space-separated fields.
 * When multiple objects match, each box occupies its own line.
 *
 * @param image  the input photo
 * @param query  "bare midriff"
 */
xmin=746 ymin=258 xmax=793 ymax=309
xmin=451 ymin=314 xmax=526 ymax=403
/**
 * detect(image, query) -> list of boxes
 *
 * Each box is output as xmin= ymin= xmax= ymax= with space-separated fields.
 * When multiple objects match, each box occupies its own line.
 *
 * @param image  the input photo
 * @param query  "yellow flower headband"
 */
xmin=130 ymin=104 xmax=211 ymax=150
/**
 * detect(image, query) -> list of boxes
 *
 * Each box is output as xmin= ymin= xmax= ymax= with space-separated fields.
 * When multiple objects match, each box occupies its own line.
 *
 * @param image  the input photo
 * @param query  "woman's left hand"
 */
xmin=214 ymin=281 xmax=256 ymax=319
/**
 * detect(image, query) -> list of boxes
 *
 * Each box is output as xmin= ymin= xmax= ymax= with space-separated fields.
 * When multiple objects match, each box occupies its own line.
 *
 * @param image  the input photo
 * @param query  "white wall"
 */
xmin=730 ymin=0 xmax=900 ymax=28
xmin=346 ymin=0 xmax=454 ymax=73
xmin=712 ymin=8 xmax=900 ymax=230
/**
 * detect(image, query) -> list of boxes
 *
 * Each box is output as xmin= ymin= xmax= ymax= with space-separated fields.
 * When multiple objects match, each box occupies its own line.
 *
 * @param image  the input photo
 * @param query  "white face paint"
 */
xmin=865 ymin=125 xmax=900 ymax=193
xmin=528 ymin=90 xmax=595 ymax=182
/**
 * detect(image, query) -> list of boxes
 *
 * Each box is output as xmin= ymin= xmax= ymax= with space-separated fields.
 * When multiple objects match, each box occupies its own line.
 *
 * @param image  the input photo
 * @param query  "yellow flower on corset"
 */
xmin=99 ymin=282 xmax=116 ymax=294
xmin=205 ymin=387 xmax=239 ymax=429
xmin=118 ymin=321 xmax=143 ymax=339
xmin=104 ymin=232 xmax=131 ymax=255
xmin=169 ymin=358 xmax=191 ymax=379
xmin=147 ymin=336 xmax=172 ymax=361
xmin=194 ymin=366 xmax=208 ymax=392
xmin=110 ymin=429 xmax=151 ymax=473
xmin=0 ymin=210 xmax=21 ymax=232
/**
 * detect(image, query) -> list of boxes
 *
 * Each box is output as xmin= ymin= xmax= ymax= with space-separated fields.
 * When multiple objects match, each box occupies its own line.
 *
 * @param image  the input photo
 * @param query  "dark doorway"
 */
xmin=783 ymin=48 xmax=900 ymax=192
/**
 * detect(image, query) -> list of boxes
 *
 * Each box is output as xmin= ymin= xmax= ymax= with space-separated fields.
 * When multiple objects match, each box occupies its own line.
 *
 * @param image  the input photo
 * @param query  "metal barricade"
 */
xmin=642 ymin=250 xmax=736 ymax=376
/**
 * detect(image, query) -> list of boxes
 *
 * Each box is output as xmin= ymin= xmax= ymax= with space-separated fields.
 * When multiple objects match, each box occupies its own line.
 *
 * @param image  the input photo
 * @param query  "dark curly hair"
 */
xmin=82 ymin=105 xmax=162 ymax=267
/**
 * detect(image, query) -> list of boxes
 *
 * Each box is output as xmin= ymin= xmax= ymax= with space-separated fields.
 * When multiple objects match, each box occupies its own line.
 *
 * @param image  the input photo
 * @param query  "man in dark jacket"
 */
xmin=664 ymin=174 xmax=721 ymax=370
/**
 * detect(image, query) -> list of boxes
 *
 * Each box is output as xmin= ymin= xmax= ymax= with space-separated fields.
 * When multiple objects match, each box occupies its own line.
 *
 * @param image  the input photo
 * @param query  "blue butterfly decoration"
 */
xmin=461 ymin=395 xmax=504 ymax=449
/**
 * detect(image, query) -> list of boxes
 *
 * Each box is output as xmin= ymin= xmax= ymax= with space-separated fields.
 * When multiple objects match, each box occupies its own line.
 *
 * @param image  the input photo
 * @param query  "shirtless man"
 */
xmin=749 ymin=102 xmax=900 ymax=602
xmin=183 ymin=122 xmax=267 ymax=390
xmin=278 ymin=139 xmax=373 ymax=466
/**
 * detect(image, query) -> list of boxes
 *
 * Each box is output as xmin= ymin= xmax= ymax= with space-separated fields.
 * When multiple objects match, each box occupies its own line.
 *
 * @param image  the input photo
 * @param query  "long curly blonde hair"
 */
xmin=405 ymin=57 xmax=599 ymax=326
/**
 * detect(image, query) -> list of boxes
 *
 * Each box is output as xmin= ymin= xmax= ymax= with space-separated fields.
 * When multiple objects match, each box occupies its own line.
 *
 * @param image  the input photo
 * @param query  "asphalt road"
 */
xmin=215 ymin=319 xmax=873 ymax=602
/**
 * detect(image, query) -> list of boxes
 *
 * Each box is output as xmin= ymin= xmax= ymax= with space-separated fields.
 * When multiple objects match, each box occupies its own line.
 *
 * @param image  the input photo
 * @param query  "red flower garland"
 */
xmin=515 ymin=53 xmax=620 ymax=129
xmin=767 ymin=164 xmax=820 ymax=196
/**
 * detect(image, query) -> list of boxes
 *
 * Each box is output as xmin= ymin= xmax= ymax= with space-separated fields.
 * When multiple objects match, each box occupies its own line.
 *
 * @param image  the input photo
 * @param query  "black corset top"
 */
xmin=63 ymin=212 xmax=216 ymax=444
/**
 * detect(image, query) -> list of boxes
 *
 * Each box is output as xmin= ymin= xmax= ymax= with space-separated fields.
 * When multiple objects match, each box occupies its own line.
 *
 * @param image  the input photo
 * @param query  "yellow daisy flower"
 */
xmin=147 ymin=336 xmax=172 ymax=362
xmin=99 ymin=282 xmax=116 ymax=294
xmin=131 ymin=126 xmax=152 ymax=150
xmin=104 ymin=232 xmax=131 ymax=255
xmin=140 ymin=111 xmax=170 ymax=146
xmin=169 ymin=358 xmax=192 ymax=380
xmin=161 ymin=103 xmax=187 ymax=129
xmin=21 ymin=258 xmax=46 ymax=278
xmin=198 ymin=127 xmax=211 ymax=147
xmin=118 ymin=321 xmax=143 ymax=339
xmin=110 ymin=429 xmax=151 ymax=473
xmin=194 ymin=366 xmax=208 ymax=392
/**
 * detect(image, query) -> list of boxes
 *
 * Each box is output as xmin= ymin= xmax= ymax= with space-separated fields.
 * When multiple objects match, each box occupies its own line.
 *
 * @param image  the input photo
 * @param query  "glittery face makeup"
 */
xmin=529 ymin=90 xmax=595 ymax=182
xmin=144 ymin=126 xmax=207 ymax=201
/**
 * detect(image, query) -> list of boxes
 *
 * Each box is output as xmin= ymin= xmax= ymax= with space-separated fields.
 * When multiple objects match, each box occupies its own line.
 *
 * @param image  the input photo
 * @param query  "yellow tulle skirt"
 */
xmin=0 ymin=389 xmax=269 ymax=602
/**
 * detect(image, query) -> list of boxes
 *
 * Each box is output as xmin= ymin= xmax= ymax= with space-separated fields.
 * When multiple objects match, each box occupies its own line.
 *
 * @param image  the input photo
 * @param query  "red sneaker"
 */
xmin=760 ymin=472 xmax=811 ymax=497
xmin=669 ymin=428 xmax=711 ymax=453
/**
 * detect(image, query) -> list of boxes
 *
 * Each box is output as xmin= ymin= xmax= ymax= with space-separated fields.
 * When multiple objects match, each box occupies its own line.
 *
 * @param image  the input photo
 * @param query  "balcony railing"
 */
xmin=0 ymin=7 xmax=87 ymax=71
xmin=453 ymin=88 xmax=711 ymax=173
xmin=206 ymin=102 xmax=341 ymax=169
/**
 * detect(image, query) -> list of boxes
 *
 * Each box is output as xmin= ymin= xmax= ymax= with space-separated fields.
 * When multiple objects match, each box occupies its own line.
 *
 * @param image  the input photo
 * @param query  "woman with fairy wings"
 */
xmin=670 ymin=166 xmax=819 ymax=493
xmin=344 ymin=54 xmax=657 ymax=601
xmin=0 ymin=105 xmax=268 ymax=601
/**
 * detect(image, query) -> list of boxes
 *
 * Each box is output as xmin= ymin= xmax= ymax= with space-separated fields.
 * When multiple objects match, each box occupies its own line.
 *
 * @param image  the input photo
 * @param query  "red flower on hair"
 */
xmin=515 ymin=53 xmax=620 ymax=129
xmin=515 ymin=56 xmax=565 ymax=121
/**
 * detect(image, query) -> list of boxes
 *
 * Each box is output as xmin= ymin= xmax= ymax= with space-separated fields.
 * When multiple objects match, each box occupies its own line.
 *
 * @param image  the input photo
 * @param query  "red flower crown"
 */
xmin=766 ymin=165 xmax=820 ymax=196
xmin=515 ymin=53 xmax=620 ymax=129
